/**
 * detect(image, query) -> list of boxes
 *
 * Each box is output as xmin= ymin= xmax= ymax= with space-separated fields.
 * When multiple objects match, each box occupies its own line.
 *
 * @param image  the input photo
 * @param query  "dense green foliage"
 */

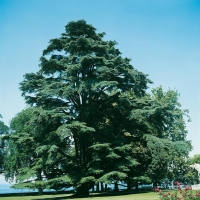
xmin=0 ymin=115 xmax=9 ymax=173
xmin=3 ymin=108 xmax=66 ymax=194
xmin=184 ymin=155 xmax=200 ymax=185
xmin=1 ymin=20 xmax=192 ymax=196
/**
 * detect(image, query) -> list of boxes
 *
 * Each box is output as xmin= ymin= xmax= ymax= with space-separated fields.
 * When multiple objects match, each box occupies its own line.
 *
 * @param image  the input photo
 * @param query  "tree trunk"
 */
xmin=96 ymin=183 xmax=99 ymax=192
xmin=76 ymin=184 xmax=89 ymax=197
xmin=101 ymin=182 xmax=104 ymax=192
xmin=135 ymin=180 xmax=138 ymax=190
xmin=37 ymin=170 xmax=43 ymax=195
xmin=127 ymin=180 xmax=131 ymax=190
xmin=91 ymin=184 xmax=94 ymax=192
xmin=38 ymin=187 xmax=43 ymax=195
xmin=153 ymin=181 xmax=158 ymax=188
xmin=114 ymin=181 xmax=119 ymax=192
xmin=105 ymin=184 xmax=107 ymax=191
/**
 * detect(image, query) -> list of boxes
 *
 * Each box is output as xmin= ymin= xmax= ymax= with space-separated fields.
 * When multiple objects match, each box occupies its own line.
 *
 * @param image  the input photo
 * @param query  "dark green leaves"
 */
xmin=8 ymin=20 xmax=191 ymax=195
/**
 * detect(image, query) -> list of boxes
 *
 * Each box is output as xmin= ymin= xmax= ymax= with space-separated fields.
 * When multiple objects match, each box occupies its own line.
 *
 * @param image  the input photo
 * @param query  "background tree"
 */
xmin=183 ymin=154 xmax=200 ymax=185
xmin=0 ymin=114 xmax=9 ymax=174
xmin=141 ymin=87 xmax=192 ymax=187
xmin=2 ymin=108 xmax=72 ymax=194
xmin=188 ymin=154 xmax=200 ymax=164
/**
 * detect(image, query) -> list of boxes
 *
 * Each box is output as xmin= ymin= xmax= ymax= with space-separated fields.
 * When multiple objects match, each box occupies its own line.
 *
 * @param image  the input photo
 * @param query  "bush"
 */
xmin=155 ymin=182 xmax=200 ymax=200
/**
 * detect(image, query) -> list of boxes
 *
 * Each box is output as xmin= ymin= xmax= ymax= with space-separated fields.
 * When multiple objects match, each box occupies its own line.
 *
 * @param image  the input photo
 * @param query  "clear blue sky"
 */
xmin=1 ymin=0 xmax=200 ymax=184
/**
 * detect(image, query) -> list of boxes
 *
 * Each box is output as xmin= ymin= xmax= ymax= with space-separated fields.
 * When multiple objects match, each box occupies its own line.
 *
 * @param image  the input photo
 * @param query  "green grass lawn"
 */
xmin=0 ymin=192 xmax=159 ymax=200
xmin=4 ymin=189 xmax=200 ymax=200
xmin=2 ymin=189 xmax=200 ymax=200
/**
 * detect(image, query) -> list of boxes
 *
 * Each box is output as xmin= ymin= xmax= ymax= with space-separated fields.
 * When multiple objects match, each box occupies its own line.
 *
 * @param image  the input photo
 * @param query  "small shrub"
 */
xmin=155 ymin=182 xmax=200 ymax=200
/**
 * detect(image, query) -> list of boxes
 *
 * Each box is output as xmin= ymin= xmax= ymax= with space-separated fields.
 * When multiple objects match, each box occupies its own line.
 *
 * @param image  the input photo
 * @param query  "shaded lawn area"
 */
xmin=0 ymin=191 xmax=159 ymax=200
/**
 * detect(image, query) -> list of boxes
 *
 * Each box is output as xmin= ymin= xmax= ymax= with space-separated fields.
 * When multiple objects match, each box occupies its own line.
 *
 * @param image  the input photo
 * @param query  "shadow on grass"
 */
xmin=0 ymin=189 xmax=157 ymax=199
xmin=31 ymin=190 xmax=155 ymax=200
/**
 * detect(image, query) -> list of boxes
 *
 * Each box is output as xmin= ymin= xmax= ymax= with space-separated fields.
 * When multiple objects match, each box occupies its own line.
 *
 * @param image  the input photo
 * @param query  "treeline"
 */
xmin=0 ymin=20 xmax=195 ymax=197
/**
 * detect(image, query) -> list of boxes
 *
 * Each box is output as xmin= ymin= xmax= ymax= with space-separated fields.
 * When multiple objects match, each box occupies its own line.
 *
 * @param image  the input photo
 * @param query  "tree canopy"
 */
xmin=1 ymin=20 xmax=192 ymax=197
